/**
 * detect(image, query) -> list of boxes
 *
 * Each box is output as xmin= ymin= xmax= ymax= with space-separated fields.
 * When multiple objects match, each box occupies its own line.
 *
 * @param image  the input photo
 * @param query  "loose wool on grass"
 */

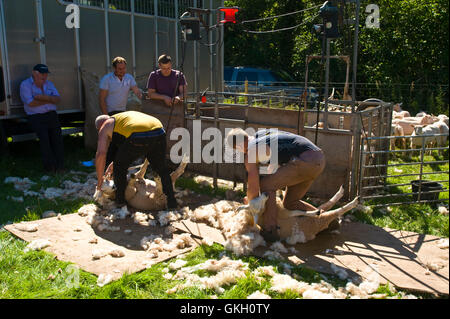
xmin=5 ymin=173 xmax=98 ymax=201
xmin=247 ymin=290 xmax=272 ymax=299
xmin=23 ymin=239 xmax=51 ymax=252
xmin=166 ymin=256 xmax=250 ymax=295
xmin=140 ymin=233 xmax=194 ymax=258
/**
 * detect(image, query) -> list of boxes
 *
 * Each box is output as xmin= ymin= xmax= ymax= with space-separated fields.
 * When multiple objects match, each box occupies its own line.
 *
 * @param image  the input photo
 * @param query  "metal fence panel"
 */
xmin=359 ymin=133 xmax=449 ymax=207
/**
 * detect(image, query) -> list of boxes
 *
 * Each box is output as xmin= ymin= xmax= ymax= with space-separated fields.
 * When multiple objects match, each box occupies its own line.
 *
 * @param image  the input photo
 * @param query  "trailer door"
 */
xmin=2 ymin=0 xmax=46 ymax=108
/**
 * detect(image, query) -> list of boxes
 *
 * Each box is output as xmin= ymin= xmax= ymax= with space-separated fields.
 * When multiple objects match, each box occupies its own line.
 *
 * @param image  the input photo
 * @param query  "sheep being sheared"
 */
xmin=242 ymin=185 xmax=359 ymax=245
xmin=97 ymin=155 xmax=188 ymax=211
xmin=190 ymin=186 xmax=359 ymax=255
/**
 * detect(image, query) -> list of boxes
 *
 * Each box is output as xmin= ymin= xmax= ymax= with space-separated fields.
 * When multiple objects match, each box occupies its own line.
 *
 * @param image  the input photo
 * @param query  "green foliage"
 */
xmin=224 ymin=0 xmax=449 ymax=112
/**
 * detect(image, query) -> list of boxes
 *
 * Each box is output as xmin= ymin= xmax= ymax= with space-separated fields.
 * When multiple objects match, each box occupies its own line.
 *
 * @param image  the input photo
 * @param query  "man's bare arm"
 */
xmin=148 ymin=88 xmax=172 ymax=106
xmin=131 ymin=85 xmax=142 ymax=99
xmin=95 ymin=120 xmax=113 ymax=189
xmin=245 ymin=155 xmax=260 ymax=201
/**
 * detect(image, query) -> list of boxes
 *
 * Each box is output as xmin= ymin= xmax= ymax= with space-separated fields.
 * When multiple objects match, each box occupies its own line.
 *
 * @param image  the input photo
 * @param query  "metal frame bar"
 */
xmin=0 ymin=0 xmax=12 ymax=113
xmin=104 ymin=0 xmax=111 ymax=71
xmin=35 ymin=0 xmax=47 ymax=65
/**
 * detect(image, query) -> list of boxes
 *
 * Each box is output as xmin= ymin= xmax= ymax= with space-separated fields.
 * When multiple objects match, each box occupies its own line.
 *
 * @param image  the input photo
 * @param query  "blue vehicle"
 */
xmin=224 ymin=66 xmax=318 ymax=102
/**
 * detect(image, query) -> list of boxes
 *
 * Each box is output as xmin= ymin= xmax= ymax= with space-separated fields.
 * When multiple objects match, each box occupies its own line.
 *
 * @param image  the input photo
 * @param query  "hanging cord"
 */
xmin=241 ymin=4 xmax=321 ymax=24
xmin=243 ymin=14 xmax=318 ymax=34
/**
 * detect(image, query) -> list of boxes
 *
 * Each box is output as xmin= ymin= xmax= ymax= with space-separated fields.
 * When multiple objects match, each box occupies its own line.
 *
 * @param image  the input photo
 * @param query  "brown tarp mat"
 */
xmin=6 ymin=216 xmax=449 ymax=295
xmin=5 ymin=214 xmax=199 ymax=281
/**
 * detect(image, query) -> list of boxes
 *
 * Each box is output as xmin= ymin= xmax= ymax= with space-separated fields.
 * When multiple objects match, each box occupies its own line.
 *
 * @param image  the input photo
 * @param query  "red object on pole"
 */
xmin=219 ymin=7 xmax=239 ymax=24
xmin=201 ymin=95 xmax=207 ymax=103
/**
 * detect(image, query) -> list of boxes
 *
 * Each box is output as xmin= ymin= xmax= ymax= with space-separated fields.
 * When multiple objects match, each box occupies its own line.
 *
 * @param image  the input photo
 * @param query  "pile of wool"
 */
xmin=253 ymin=262 xmax=394 ymax=299
xmin=437 ymin=206 xmax=449 ymax=215
xmin=141 ymin=233 xmax=194 ymax=258
xmin=92 ymin=248 xmax=125 ymax=260
xmin=168 ymin=259 xmax=188 ymax=271
xmin=97 ymin=273 xmax=113 ymax=287
xmin=78 ymin=203 xmax=121 ymax=232
xmin=436 ymin=238 xmax=449 ymax=249
xmin=24 ymin=239 xmax=51 ymax=252
xmin=132 ymin=211 xmax=157 ymax=226
xmin=157 ymin=209 xmax=187 ymax=226
xmin=4 ymin=173 xmax=98 ymax=201
xmin=109 ymin=205 xmax=131 ymax=220
xmin=166 ymin=256 xmax=249 ymax=295
xmin=4 ymin=177 xmax=37 ymax=192
xmin=188 ymin=200 xmax=266 ymax=256
xmin=285 ymin=223 xmax=307 ymax=245
xmin=247 ymin=290 xmax=271 ymax=299
xmin=14 ymin=222 xmax=39 ymax=232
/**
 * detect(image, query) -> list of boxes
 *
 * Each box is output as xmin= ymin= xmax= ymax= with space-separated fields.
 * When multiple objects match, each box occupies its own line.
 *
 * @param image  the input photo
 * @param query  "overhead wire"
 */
xmin=242 ymin=15 xmax=319 ymax=34
xmin=240 ymin=4 xmax=321 ymax=24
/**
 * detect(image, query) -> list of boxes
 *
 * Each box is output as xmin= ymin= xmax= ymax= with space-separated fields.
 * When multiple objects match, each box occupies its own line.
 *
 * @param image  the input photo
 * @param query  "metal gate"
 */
xmin=358 ymin=132 xmax=449 ymax=207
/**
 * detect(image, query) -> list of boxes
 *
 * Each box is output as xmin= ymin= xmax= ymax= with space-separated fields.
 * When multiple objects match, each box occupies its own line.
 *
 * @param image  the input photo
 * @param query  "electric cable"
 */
xmin=243 ymin=14 xmax=318 ymax=34
xmin=241 ymin=4 xmax=321 ymax=24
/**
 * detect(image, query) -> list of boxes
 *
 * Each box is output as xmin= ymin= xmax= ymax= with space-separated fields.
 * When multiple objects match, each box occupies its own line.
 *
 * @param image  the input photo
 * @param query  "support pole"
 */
xmin=104 ymin=0 xmax=110 ymax=72
xmin=130 ymin=0 xmax=136 ymax=78
xmin=351 ymin=0 xmax=361 ymax=111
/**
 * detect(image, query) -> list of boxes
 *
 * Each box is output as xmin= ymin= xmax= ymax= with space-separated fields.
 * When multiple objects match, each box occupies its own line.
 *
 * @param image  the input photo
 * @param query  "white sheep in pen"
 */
xmin=410 ymin=125 xmax=441 ymax=156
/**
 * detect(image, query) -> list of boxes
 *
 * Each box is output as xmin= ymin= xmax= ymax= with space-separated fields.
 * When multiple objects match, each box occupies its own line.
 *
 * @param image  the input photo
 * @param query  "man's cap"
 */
xmin=33 ymin=64 xmax=50 ymax=74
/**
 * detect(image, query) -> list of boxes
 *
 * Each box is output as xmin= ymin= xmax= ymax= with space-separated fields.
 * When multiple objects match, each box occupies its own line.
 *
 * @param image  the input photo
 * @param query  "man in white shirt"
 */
xmin=99 ymin=57 xmax=142 ymax=116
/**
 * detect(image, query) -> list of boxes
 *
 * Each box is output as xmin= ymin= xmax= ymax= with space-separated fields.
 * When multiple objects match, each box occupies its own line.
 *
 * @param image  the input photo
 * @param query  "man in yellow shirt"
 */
xmin=94 ymin=111 xmax=177 ymax=208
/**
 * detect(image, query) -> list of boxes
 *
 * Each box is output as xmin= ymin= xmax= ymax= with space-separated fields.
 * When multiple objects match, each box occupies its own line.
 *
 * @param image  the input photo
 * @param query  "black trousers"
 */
xmin=108 ymin=110 xmax=124 ymax=116
xmin=110 ymin=133 xmax=176 ymax=208
xmin=27 ymin=111 xmax=64 ymax=171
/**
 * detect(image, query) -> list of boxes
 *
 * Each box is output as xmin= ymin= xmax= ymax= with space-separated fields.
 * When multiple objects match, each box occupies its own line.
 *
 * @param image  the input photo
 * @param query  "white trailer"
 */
xmin=0 ymin=0 xmax=223 ymax=150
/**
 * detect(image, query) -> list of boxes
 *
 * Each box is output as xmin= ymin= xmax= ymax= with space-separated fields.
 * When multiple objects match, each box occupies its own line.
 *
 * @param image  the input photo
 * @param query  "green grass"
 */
xmin=0 ymin=135 xmax=446 ymax=299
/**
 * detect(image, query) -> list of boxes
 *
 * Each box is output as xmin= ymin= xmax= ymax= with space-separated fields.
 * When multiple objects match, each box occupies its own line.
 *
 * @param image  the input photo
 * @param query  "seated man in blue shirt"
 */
xmin=20 ymin=64 xmax=64 ymax=173
xmin=99 ymin=56 xmax=142 ymax=116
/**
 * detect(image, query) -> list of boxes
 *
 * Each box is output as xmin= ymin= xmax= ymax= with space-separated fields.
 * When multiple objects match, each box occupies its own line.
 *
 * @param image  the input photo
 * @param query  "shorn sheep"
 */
xmin=189 ymin=186 xmax=359 ymax=254
xmin=247 ymin=186 xmax=359 ymax=244
xmin=96 ymin=155 xmax=189 ymax=211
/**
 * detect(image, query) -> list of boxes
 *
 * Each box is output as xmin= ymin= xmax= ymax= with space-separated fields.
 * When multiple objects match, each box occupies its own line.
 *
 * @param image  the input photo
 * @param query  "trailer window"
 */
xmin=68 ymin=0 xmax=203 ymax=18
